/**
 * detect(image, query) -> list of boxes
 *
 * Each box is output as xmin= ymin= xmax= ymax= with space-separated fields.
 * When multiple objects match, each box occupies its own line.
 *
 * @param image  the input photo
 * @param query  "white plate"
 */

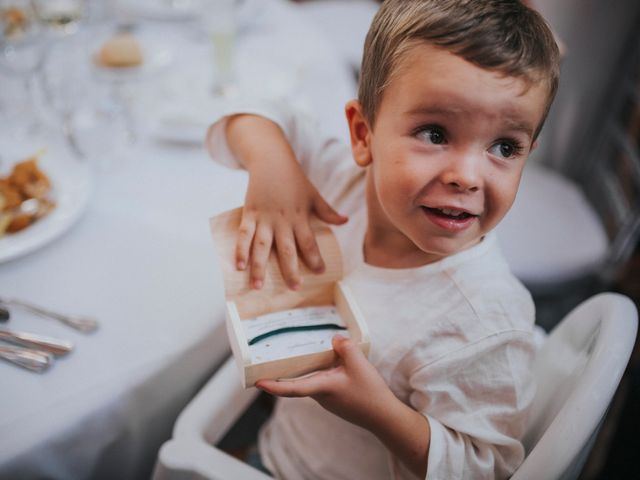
xmin=0 ymin=147 xmax=92 ymax=263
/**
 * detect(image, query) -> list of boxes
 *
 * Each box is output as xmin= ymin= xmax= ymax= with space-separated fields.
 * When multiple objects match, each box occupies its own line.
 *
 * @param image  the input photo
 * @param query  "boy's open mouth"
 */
xmin=423 ymin=206 xmax=476 ymax=220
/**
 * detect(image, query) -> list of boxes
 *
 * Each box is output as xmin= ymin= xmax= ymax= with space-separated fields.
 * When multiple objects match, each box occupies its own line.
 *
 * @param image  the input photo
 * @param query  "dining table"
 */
xmin=0 ymin=0 xmax=356 ymax=478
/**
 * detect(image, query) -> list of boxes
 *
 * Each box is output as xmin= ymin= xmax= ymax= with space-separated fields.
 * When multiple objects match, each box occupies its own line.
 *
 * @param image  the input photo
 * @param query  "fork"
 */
xmin=0 ymin=297 xmax=99 ymax=333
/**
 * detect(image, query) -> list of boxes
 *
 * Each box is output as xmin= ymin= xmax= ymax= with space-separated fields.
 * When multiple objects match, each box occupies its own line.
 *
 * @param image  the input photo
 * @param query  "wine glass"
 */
xmin=41 ymin=29 xmax=130 ymax=166
xmin=0 ymin=0 xmax=49 ymax=137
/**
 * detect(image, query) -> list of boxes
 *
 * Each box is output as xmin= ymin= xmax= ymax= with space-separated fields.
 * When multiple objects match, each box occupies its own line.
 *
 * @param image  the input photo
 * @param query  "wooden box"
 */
xmin=210 ymin=208 xmax=369 ymax=388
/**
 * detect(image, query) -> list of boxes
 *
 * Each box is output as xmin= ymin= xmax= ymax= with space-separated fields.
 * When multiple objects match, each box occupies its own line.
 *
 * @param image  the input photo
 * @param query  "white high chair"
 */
xmin=152 ymin=293 xmax=638 ymax=480
xmin=152 ymin=356 xmax=265 ymax=480
xmin=512 ymin=292 xmax=637 ymax=480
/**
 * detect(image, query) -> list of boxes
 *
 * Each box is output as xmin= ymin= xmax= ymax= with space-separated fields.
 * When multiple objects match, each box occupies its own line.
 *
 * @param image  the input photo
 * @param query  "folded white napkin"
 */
xmin=114 ymin=0 xmax=200 ymax=21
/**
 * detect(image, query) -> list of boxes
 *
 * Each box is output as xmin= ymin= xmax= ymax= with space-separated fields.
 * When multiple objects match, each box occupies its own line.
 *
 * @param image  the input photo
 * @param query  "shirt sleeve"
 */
xmin=395 ymin=331 xmax=537 ymax=480
xmin=204 ymin=98 xmax=361 ymax=205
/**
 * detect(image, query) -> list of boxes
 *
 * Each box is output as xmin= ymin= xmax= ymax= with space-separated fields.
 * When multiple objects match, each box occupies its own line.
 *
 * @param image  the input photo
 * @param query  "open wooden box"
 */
xmin=210 ymin=208 xmax=369 ymax=388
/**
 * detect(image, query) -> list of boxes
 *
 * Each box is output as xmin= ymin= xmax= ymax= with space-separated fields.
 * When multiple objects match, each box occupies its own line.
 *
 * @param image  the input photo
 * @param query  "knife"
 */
xmin=0 ymin=344 xmax=53 ymax=372
xmin=0 ymin=329 xmax=73 ymax=356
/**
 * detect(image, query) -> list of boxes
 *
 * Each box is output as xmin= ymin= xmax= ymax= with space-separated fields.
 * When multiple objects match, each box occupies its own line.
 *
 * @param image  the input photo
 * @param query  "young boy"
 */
xmin=206 ymin=0 xmax=560 ymax=478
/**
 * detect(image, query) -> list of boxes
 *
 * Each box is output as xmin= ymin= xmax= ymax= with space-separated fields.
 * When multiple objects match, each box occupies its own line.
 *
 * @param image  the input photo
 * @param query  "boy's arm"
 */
xmin=256 ymin=336 xmax=431 ymax=478
xmin=223 ymin=114 xmax=348 ymax=289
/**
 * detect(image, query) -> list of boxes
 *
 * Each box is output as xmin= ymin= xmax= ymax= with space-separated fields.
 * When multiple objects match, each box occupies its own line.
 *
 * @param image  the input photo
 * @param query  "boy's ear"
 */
xmin=345 ymin=100 xmax=373 ymax=167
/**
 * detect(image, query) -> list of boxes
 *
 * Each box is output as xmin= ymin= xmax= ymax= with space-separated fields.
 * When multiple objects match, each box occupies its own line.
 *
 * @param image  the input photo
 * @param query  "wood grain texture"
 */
xmin=210 ymin=207 xmax=343 ymax=319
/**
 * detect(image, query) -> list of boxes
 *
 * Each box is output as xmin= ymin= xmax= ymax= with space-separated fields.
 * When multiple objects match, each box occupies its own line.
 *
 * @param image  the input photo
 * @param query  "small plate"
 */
xmin=0 ymin=146 xmax=92 ymax=263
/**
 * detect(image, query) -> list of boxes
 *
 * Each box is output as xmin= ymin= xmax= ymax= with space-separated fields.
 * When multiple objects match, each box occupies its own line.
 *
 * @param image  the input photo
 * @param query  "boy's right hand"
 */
xmin=226 ymin=115 xmax=348 ymax=290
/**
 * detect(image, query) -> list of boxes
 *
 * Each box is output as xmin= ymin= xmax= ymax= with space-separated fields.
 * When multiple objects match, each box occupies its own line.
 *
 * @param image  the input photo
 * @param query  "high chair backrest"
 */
xmin=512 ymin=293 xmax=637 ymax=480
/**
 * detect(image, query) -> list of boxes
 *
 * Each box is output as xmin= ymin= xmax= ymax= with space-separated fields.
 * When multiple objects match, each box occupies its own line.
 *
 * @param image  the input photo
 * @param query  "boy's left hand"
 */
xmin=256 ymin=336 xmax=397 ymax=432
xmin=258 ymin=335 xmax=431 ymax=477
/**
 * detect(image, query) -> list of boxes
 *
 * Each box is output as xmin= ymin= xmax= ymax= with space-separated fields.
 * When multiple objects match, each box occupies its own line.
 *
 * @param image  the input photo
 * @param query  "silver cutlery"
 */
xmin=0 ymin=297 xmax=99 ymax=333
xmin=0 ymin=344 xmax=53 ymax=372
xmin=0 ymin=328 xmax=73 ymax=356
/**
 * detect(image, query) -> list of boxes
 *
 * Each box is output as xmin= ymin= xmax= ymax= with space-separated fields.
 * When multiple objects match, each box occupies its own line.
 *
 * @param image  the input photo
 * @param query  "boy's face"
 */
xmin=347 ymin=43 xmax=548 ymax=265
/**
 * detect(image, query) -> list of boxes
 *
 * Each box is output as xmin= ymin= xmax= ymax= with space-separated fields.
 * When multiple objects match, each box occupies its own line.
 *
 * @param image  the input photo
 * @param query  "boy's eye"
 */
xmin=489 ymin=140 xmax=523 ymax=159
xmin=416 ymin=126 xmax=446 ymax=145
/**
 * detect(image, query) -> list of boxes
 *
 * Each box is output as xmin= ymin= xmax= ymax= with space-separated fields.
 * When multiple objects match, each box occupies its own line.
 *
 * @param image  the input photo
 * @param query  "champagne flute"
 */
xmin=200 ymin=0 xmax=237 ymax=97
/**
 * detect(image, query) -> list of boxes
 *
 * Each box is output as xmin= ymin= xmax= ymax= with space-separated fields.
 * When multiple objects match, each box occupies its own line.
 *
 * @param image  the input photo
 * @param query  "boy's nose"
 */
xmin=441 ymin=153 xmax=481 ymax=192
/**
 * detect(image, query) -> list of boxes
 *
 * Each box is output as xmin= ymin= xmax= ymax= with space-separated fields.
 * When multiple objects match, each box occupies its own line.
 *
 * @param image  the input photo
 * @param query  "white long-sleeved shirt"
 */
xmin=207 ymin=102 xmax=537 ymax=480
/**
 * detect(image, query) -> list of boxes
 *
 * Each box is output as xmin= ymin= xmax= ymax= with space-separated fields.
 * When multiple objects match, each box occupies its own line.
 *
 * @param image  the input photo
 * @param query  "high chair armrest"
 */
xmin=173 ymin=357 xmax=260 ymax=443
xmin=154 ymin=439 xmax=271 ymax=480
xmin=153 ymin=357 xmax=267 ymax=480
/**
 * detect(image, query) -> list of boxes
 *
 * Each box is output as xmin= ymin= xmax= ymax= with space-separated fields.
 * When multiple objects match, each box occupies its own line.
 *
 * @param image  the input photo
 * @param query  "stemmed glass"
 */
xmin=0 ymin=0 xmax=49 ymax=138
xmin=41 ymin=28 xmax=130 ymax=166
xmin=200 ymin=0 xmax=238 ymax=97
xmin=40 ymin=31 xmax=90 ymax=158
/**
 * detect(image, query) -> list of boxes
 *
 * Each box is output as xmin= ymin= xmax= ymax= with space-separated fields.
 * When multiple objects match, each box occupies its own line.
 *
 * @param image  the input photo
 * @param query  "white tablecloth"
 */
xmin=0 ymin=1 xmax=356 ymax=478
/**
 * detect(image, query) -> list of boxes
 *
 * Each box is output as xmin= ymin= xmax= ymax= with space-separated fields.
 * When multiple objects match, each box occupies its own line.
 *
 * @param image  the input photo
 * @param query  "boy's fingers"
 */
xmin=250 ymin=223 xmax=273 ymax=289
xmin=235 ymin=216 xmax=256 ymax=270
xmin=313 ymin=195 xmax=348 ymax=225
xmin=275 ymin=227 xmax=301 ymax=290
xmin=332 ymin=335 xmax=364 ymax=368
xmin=256 ymin=378 xmax=312 ymax=397
xmin=294 ymin=223 xmax=325 ymax=273
xmin=257 ymin=370 xmax=335 ymax=397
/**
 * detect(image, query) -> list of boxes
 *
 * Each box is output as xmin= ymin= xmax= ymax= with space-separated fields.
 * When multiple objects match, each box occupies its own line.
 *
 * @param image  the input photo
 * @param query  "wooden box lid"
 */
xmin=210 ymin=208 xmax=344 ymax=319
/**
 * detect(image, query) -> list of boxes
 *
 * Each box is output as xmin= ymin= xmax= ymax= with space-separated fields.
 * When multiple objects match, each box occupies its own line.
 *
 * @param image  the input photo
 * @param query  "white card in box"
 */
xmin=210 ymin=208 xmax=369 ymax=388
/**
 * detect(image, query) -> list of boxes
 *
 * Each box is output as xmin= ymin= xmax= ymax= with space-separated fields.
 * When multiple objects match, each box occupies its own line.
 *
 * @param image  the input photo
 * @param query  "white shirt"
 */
xmin=207 ymin=102 xmax=537 ymax=480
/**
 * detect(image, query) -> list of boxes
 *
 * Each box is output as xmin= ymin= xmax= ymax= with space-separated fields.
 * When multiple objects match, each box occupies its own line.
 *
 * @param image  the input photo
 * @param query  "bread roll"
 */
xmin=98 ymin=32 xmax=143 ymax=68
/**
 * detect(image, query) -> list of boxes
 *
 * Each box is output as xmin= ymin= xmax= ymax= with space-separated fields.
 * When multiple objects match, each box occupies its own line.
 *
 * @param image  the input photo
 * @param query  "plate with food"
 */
xmin=91 ymin=26 xmax=175 ymax=82
xmin=0 ymin=147 xmax=92 ymax=263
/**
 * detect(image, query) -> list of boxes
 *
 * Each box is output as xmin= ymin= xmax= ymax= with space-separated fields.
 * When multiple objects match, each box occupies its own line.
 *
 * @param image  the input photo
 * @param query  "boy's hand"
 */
xmin=256 ymin=336 xmax=395 ymax=431
xmin=227 ymin=115 xmax=347 ymax=290
xmin=257 ymin=336 xmax=431 ymax=477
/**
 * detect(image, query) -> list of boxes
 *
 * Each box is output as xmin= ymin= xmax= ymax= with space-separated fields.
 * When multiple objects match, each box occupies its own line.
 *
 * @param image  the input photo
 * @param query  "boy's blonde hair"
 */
xmin=359 ymin=0 xmax=561 ymax=139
